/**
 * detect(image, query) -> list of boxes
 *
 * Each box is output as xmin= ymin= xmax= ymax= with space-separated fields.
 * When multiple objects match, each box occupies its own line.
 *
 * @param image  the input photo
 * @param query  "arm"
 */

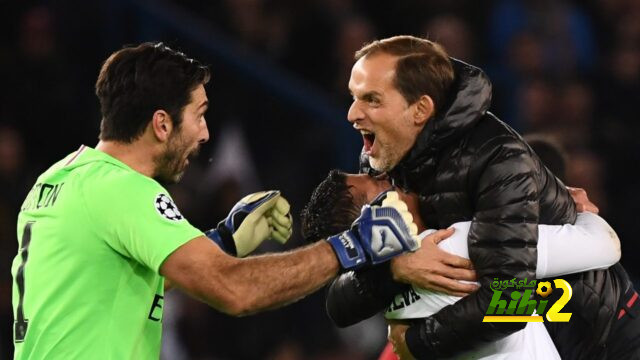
xmin=163 ymin=191 xmax=420 ymax=316
xmin=537 ymin=212 xmax=620 ymax=277
xmin=393 ymin=191 xmax=608 ymax=283
xmin=325 ymin=229 xmax=475 ymax=327
xmin=404 ymin=136 xmax=559 ymax=358
xmin=389 ymin=211 xmax=618 ymax=282
xmin=385 ymin=215 xmax=618 ymax=323
xmin=163 ymin=191 xmax=295 ymax=298
xmin=161 ymin=236 xmax=339 ymax=316
xmin=326 ymin=264 xmax=409 ymax=327
xmin=398 ymin=211 xmax=618 ymax=280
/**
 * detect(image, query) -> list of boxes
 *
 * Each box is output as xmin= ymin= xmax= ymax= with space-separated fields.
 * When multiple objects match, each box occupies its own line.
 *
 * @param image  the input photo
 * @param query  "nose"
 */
xmin=347 ymin=100 xmax=364 ymax=124
xmin=200 ymin=120 xmax=210 ymax=144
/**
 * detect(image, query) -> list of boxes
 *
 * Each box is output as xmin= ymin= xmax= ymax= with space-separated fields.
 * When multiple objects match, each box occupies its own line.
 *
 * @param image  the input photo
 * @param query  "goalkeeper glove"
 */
xmin=327 ymin=191 xmax=419 ymax=270
xmin=206 ymin=190 xmax=293 ymax=257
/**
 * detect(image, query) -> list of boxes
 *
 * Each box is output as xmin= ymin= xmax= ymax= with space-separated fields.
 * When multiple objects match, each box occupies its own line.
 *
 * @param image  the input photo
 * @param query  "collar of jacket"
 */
xmin=388 ymin=58 xmax=493 ymax=189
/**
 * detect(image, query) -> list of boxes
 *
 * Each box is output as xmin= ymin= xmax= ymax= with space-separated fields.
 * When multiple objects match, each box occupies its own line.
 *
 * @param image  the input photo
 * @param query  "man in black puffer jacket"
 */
xmin=328 ymin=35 xmax=637 ymax=359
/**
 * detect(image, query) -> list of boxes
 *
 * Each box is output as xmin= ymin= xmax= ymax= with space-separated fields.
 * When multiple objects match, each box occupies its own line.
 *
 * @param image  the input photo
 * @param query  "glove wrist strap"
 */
xmin=205 ymin=222 xmax=237 ymax=256
xmin=326 ymin=231 xmax=367 ymax=271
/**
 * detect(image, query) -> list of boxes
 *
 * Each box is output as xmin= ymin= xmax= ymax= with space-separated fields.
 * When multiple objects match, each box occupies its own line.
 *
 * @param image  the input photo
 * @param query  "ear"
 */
xmin=150 ymin=110 xmax=173 ymax=142
xmin=413 ymin=95 xmax=435 ymax=126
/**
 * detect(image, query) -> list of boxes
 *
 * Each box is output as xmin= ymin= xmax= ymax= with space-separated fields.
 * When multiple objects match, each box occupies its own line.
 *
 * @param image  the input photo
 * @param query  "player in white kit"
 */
xmin=386 ymin=213 xmax=619 ymax=359
xmin=301 ymin=171 xmax=619 ymax=359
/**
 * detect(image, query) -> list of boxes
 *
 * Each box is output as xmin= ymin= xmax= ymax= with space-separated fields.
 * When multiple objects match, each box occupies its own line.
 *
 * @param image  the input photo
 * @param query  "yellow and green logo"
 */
xmin=482 ymin=278 xmax=572 ymax=323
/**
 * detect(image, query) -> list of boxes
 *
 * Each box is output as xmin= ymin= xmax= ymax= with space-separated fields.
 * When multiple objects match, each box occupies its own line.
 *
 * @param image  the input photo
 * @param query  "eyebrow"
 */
xmin=351 ymin=90 xmax=382 ymax=100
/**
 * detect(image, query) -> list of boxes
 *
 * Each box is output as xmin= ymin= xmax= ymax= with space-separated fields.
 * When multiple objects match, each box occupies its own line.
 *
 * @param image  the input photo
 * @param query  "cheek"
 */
xmin=182 ymin=121 xmax=199 ymax=143
xmin=395 ymin=116 xmax=418 ymax=146
xmin=181 ymin=114 xmax=198 ymax=132
xmin=169 ymin=133 xmax=189 ymax=154
xmin=366 ymin=188 xmax=380 ymax=203
xmin=376 ymin=124 xmax=404 ymax=148
xmin=370 ymin=113 xmax=394 ymax=140
xmin=378 ymin=182 xmax=391 ymax=193
xmin=167 ymin=139 xmax=183 ymax=159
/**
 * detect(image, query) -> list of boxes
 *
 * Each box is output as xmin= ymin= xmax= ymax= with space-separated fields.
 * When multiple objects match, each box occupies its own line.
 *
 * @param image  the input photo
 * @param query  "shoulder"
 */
xmin=466 ymin=113 xmax=528 ymax=153
xmin=82 ymin=165 xmax=176 ymax=218
xmin=89 ymin=163 xmax=166 ymax=194
xmin=463 ymin=115 xmax=543 ymax=196
xmin=458 ymin=114 xmax=535 ymax=173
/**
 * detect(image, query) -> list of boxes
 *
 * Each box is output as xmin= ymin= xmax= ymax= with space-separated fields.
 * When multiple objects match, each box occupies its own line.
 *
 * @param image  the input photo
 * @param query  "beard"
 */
xmin=153 ymin=133 xmax=199 ymax=185
xmin=369 ymin=121 xmax=417 ymax=172
xmin=369 ymin=140 xmax=404 ymax=172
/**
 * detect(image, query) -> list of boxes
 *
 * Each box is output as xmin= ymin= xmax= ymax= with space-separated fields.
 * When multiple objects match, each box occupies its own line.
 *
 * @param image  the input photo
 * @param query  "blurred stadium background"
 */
xmin=1 ymin=0 xmax=638 ymax=358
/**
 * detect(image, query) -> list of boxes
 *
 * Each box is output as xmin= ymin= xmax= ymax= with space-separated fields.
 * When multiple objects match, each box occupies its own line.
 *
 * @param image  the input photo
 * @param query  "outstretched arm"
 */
xmin=163 ymin=191 xmax=420 ymax=316
xmin=162 ymin=236 xmax=339 ymax=316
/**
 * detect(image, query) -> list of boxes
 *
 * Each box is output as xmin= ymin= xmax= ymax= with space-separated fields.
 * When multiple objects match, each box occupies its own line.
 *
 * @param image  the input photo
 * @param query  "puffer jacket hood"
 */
xmin=408 ymin=58 xmax=492 ymax=159
xmin=389 ymin=59 xmax=492 ymax=190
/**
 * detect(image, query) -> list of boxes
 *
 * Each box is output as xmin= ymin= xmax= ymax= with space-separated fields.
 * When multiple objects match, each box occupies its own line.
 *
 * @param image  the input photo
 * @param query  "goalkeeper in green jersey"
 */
xmin=10 ymin=42 xmax=432 ymax=359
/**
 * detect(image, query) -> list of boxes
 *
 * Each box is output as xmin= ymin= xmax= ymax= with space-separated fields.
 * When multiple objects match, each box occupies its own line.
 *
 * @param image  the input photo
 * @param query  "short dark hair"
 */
xmin=300 ymin=170 xmax=363 ymax=243
xmin=96 ymin=42 xmax=210 ymax=142
xmin=355 ymin=35 xmax=454 ymax=111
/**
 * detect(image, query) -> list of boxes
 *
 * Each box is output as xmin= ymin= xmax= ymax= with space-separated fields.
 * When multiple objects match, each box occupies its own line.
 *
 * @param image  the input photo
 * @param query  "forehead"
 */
xmin=345 ymin=173 xmax=375 ymax=189
xmin=349 ymin=53 xmax=398 ymax=93
xmin=188 ymin=84 xmax=208 ymax=106
xmin=345 ymin=174 xmax=392 ymax=201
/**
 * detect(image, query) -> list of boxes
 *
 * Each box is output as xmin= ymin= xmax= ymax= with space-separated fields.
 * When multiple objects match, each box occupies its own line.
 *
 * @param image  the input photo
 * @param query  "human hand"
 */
xmin=390 ymin=228 xmax=478 ymax=296
xmin=567 ymin=186 xmax=599 ymax=214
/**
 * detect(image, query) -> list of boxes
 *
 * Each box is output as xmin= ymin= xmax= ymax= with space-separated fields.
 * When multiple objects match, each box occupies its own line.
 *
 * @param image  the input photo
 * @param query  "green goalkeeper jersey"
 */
xmin=11 ymin=145 xmax=203 ymax=359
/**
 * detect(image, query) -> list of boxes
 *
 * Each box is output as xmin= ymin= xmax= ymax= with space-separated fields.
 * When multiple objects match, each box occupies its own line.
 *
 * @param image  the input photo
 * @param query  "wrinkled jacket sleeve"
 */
xmin=326 ymin=263 xmax=409 ymax=327
xmin=405 ymin=136 xmax=541 ymax=358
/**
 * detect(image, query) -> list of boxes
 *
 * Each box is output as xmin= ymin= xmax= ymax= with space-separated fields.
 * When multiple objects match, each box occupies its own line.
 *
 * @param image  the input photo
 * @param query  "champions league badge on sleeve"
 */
xmin=155 ymin=194 xmax=184 ymax=221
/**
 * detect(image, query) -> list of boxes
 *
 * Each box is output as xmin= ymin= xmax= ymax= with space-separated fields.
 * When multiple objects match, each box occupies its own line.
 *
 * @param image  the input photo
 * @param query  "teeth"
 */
xmin=360 ymin=130 xmax=373 ymax=136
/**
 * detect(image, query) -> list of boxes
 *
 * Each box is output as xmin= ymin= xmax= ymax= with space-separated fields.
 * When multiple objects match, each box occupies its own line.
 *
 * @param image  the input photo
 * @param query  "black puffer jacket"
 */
xmin=327 ymin=59 xmax=578 ymax=358
xmin=543 ymin=262 xmax=637 ymax=359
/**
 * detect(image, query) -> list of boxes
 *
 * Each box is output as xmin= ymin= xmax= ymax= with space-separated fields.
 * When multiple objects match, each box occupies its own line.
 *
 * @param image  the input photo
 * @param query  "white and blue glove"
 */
xmin=206 ymin=190 xmax=293 ymax=257
xmin=327 ymin=191 xmax=419 ymax=270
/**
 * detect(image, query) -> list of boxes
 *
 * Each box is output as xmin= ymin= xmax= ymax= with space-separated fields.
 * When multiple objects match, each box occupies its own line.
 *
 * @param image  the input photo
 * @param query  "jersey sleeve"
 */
xmin=85 ymin=172 xmax=203 ymax=273
xmin=536 ymin=212 xmax=620 ymax=278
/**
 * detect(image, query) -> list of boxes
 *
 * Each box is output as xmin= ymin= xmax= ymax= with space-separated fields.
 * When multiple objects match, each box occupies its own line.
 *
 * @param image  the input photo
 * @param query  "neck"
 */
xmin=95 ymin=140 xmax=157 ymax=178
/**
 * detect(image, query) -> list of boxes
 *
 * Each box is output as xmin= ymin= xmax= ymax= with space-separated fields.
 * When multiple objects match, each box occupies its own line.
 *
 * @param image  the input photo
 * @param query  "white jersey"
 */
xmin=385 ymin=213 xmax=619 ymax=359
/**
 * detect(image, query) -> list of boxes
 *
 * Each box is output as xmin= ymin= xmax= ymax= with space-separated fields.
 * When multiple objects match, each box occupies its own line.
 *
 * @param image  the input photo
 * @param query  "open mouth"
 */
xmin=188 ymin=146 xmax=201 ymax=161
xmin=183 ymin=146 xmax=201 ymax=168
xmin=361 ymin=130 xmax=376 ymax=154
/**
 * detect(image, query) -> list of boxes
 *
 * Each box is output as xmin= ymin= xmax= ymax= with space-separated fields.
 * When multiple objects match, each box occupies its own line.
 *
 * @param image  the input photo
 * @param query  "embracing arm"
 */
xmin=161 ymin=236 xmax=339 ymax=316
xmin=326 ymin=264 xmax=409 ymax=327
xmin=537 ymin=212 xmax=620 ymax=277
xmin=403 ymin=136 xmax=571 ymax=358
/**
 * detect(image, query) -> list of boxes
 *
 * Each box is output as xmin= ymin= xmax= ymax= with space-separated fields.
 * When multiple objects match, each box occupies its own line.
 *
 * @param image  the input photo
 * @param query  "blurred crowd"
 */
xmin=1 ymin=0 xmax=638 ymax=359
